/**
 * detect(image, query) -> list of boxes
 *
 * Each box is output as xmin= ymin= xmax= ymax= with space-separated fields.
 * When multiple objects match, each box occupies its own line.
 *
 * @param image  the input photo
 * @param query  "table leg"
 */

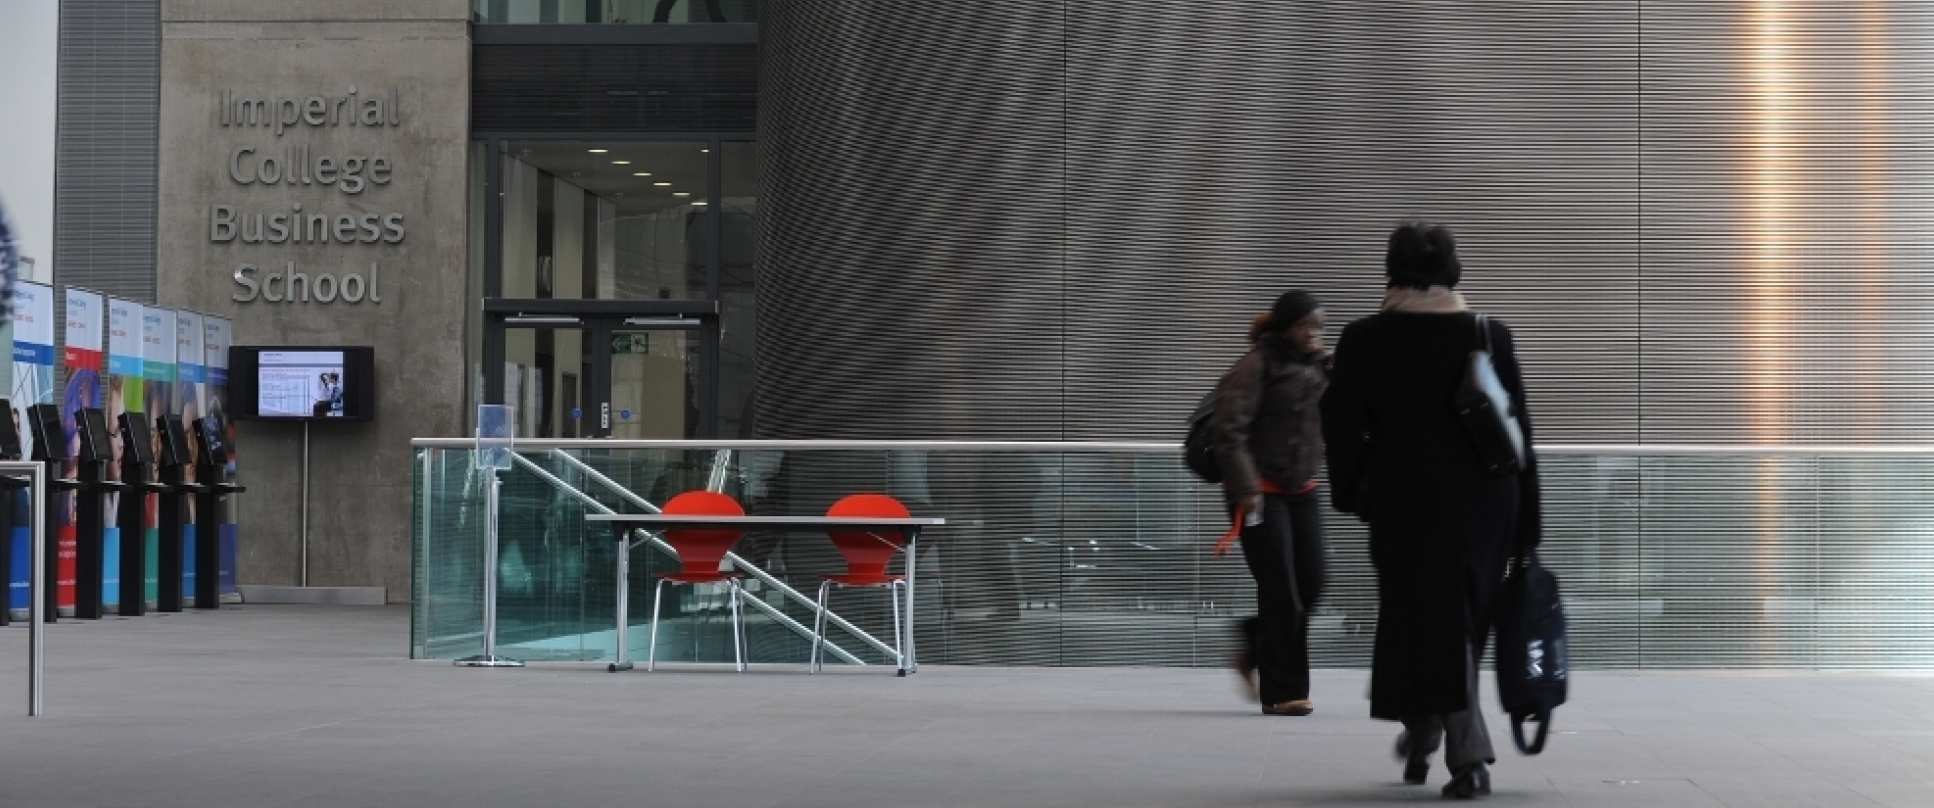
xmin=902 ymin=528 xmax=918 ymax=675
xmin=608 ymin=525 xmax=634 ymax=672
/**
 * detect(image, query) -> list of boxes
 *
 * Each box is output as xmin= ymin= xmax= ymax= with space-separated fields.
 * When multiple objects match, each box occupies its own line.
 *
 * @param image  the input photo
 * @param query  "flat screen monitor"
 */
xmin=157 ymin=415 xmax=191 ymax=468
xmin=0 ymin=398 xmax=21 ymax=461
xmin=77 ymin=408 xmax=112 ymax=464
xmin=119 ymin=412 xmax=153 ymax=466
xmin=228 ymin=346 xmax=375 ymax=421
xmin=27 ymin=404 xmax=62 ymax=463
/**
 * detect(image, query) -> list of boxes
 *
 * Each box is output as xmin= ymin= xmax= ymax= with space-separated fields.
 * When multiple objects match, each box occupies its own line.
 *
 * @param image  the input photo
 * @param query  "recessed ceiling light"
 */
xmin=587 ymin=148 xmax=608 ymax=153
xmin=673 ymin=192 xmax=691 ymax=197
xmin=653 ymin=182 xmax=671 ymax=187
xmin=612 ymin=160 xmax=631 ymax=165
xmin=701 ymin=148 xmax=710 ymax=153
xmin=632 ymin=171 xmax=652 ymax=177
xmin=691 ymin=201 xmax=709 ymax=206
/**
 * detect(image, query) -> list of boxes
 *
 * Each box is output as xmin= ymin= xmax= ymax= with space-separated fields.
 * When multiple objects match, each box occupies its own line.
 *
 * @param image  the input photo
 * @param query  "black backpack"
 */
xmin=1183 ymin=390 xmax=1222 ymax=483
xmin=1493 ymin=551 xmax=1569 ymax=754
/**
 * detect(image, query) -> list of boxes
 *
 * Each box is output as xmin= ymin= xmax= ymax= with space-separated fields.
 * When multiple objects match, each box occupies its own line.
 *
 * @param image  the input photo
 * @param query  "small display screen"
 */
xmin=28 ymin=404 xmax=62 ymax=463
xmin=119 ymin=412 xmax=153 ymax=466
xmin=229 ymin=346 xmax=374 ymax=422
xmin=158 ymin=415 xmax=191 ymax=468
xmin=78 ymin=408 xmax=112 ymax=463
xmin=257 ymin=350 xmax=347 ymax=419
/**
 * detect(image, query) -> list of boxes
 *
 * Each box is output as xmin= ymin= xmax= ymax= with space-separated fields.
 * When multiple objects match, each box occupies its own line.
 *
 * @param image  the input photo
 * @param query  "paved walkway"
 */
xmin=0 ymin=606 xmax=1930 ymax=807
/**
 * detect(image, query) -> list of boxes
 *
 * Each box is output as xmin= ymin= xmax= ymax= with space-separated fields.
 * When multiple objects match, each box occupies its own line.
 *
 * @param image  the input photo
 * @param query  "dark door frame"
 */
xmin=476 ymin=134 xmax=751 ymax=439
xmin=483 ymin=298 xmax=721 ymax=437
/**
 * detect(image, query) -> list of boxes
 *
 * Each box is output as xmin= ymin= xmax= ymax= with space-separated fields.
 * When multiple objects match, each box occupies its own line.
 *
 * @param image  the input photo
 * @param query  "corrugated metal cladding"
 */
xmin=54 ymin=0 xmax=160 ymax=304
xmin=758 ymin=1 xmax=1934 ymax=669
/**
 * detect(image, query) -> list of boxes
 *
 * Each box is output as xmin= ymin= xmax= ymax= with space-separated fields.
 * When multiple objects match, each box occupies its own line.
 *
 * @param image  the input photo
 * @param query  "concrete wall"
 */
xmin=157 ymin=0 xmax=470 ymax=599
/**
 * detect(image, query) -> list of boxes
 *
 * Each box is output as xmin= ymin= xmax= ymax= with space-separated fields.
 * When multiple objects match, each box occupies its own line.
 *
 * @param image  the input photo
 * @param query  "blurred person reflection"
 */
xmin=1322 ymin=222 xmax=1542 ymax=799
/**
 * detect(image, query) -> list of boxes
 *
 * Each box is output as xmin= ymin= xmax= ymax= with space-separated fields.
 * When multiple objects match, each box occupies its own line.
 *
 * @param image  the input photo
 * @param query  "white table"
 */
xmin=588 ymin=513 xmax=945 ymax=675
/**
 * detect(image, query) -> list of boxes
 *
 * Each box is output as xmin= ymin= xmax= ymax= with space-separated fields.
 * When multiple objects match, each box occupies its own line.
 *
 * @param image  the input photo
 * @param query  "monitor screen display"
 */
xmin=257 ymin=350 xmax=346 ymax=419
xmin=228 ymin=346 xmax=374 ymax=421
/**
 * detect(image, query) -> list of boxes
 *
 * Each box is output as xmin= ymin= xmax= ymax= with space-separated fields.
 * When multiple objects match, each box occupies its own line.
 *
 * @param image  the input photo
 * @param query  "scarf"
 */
xmin=1382 ymin=286 xmax=1469 ymax=314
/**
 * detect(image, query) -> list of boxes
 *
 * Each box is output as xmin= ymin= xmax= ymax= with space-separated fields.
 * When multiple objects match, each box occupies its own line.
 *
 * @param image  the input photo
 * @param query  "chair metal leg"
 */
xmin=889 ymin=581 xmax=905 ymax=670
xmin=812 ymin=580 xmax=831 ymax=673
xmin=647 ymin=578 xmax=667 ymax=672
xmin=728 ymin=579 xmax=746 ymax=673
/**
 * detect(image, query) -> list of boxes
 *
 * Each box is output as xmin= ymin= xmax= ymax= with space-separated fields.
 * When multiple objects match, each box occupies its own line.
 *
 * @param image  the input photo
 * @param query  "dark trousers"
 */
xmin=1238 ymin=492 xmax=1325 ymax=704
xmin=1401 ymin=641 xmax=1496 ymax=771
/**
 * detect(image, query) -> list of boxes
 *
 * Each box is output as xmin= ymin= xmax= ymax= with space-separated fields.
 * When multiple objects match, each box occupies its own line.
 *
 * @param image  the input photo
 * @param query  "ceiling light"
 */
xmin=691 ymin=201 xmax=709 ymax=206
xmin=672 ymin=192 xmax=691 ymax=198
xmin=701 ymin=148 xmax=710 ymax=153
xmin=653 ymin=182 xmax=671 ymax=187
xmin=611 ymin=160 xmax=631 ymax=165
xmin=632 ymin=171 xmax=652 ymax=177
xmin=587 ymin=148 xmax=608 ymax=154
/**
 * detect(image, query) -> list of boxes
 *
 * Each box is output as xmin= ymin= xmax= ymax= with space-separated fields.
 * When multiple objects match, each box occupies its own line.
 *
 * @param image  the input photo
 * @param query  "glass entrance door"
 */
xmin=607 ymin=327 xmax=702 ymax=439
xmin=500 ymin=325 xmax=591 ymax=439
xmin=487 ymin=310 xmax=713 ymax=439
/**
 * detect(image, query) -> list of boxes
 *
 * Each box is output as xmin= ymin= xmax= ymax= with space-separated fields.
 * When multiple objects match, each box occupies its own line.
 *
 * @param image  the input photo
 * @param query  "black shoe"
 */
xmin=1395 ymin=732 xmax=1430 ymax=785
xmin=1441 ymin=764 xmax=1490 ymax=800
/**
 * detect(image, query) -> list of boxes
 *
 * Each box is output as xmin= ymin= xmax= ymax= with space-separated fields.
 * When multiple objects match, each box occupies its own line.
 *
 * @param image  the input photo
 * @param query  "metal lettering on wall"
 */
xmin=214 ymin=87 xmax=405 ymax=304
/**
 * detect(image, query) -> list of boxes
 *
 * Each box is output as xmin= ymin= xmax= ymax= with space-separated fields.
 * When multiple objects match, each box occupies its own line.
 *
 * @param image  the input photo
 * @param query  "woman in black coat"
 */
xmin=1321 ymin=222 xmax=1541 ymax=799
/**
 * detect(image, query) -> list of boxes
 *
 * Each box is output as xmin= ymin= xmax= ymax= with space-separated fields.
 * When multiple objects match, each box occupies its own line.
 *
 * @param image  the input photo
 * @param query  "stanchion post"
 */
xmin=19 ymin=461 xmax=47 ymax=715
xmin=456 ymin=406 xmax=522 ymax=668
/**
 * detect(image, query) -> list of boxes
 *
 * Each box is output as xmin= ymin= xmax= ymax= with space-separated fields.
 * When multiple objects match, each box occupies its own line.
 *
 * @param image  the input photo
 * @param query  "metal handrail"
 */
xmin=507 ymin=453 xmax=869 ymax=665
xmin=543 ymin=449 xmax=902 ymax=664
xmin=415 ymin=437 xmax=1934 ymax=457
xmin=0 ymin=461 xmax=50 ymax=716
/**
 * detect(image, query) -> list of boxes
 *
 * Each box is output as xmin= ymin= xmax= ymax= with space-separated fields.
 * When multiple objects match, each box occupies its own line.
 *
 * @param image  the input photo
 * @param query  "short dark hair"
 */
xmin=1385 ymin=221 xmax=1462 ymax=289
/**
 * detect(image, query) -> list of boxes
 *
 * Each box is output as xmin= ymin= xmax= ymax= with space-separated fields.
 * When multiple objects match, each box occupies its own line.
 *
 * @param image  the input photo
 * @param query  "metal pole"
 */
xmin=608 ymin=525 xmax=632 ymax=671
xmin=483 ymin=473 xmax=498 ymax=656
xmin=30 ymin=463 xmax=46 ymax=715
xmin=300 ymin=421 xmax=310 ymax=587
xmin=456 ymin=467 xmax=523 ymax=667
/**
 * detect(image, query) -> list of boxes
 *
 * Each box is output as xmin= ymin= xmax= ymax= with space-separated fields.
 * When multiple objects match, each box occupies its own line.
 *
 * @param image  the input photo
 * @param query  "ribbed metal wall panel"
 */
xmin=54 ymin=0 xmax=160 ymax=303
xmin=757 ymin=1 xmax=1934 ymax=669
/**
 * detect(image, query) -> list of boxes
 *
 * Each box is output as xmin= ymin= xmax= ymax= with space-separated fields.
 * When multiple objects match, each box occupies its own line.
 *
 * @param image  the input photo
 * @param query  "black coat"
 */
xmin=1321 ymin=311 xmax=1541 ymax=720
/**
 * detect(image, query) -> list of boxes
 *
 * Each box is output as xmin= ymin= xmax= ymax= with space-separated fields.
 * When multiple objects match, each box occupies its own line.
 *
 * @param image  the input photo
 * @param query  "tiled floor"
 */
xmin=0 ymin=605 xmax=1930 ymax=807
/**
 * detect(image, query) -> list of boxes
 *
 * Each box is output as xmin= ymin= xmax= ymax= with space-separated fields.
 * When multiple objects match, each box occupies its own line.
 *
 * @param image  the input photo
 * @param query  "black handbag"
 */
xmin=1455 ymin=315 xmax=1525 ymax=475
xmin=1493 ymin=551 xmax=1568 ymax=754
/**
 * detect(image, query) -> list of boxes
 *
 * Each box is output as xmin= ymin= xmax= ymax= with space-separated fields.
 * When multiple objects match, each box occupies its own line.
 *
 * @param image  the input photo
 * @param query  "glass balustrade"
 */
xmin=411 ymin=443 xmax=1934 ymax=670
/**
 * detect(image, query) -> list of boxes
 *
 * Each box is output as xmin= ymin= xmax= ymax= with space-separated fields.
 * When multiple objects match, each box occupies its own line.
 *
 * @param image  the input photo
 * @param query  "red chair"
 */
xmin=812 ymin=493 xmax=911 ymax=673
xmin=648 ymin=491 xmax=750 ymax=672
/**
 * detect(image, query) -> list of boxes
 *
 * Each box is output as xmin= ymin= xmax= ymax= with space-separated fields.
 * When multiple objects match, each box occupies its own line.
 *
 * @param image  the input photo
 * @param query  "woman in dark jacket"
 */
xmin=1213 ymin=290 xmax=1329 ymax=717
xmin=1321 ymin=223 xmax=1541 ymax=799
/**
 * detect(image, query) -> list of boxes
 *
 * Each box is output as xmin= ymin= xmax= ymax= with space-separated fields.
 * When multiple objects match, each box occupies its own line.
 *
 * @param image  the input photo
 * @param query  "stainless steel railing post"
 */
xmin=28 ymin=462 xmax=46 ymax=716
xmin=455 ymin=468 xmax=522 ymax=668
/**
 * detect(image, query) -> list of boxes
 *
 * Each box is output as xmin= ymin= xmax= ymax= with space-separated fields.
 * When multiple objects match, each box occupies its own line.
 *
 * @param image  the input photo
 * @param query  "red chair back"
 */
xmin=661 ymin=491 xmax=746 ymax=578
xmin=826 ymin=494 xmax=910 ymax=580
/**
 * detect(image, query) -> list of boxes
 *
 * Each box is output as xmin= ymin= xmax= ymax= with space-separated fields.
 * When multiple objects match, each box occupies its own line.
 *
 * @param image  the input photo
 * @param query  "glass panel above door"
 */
xmin=499 ymin=142 xmax=713 ymax=301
